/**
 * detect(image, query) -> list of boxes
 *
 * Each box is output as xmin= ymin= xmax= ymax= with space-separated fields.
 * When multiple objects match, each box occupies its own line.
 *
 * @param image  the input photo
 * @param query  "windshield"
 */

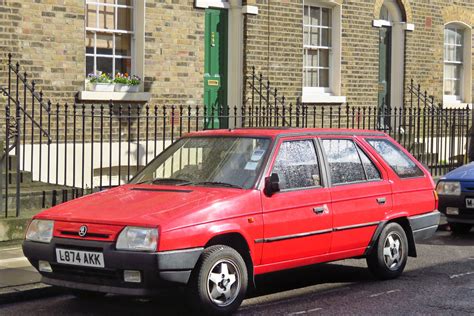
xmin=131 ymin=137 xmax=271 ymax=189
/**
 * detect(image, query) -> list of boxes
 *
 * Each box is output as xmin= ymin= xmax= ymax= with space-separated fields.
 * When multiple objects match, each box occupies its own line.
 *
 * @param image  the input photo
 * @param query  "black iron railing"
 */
xmin=1 ymin=57 xmax=472 ymax=217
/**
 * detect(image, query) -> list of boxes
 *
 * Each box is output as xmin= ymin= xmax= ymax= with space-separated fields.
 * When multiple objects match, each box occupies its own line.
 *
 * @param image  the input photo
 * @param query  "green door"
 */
xmin=378 ymin=27 xmax=391 ymax=128
xmin=204 ymin=8 xmax=228 ymax=129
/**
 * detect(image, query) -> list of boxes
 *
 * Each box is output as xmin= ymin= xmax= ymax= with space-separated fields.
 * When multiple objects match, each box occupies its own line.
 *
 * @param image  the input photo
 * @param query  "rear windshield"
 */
xmin=366 ymin=139 xmax=424 ymax=178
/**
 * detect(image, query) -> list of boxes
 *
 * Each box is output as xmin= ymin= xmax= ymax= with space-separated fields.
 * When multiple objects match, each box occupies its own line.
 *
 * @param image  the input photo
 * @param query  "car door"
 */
xmin=320 ymin=137 xmax=392 ymax=256
xmin=260 ymin=138 xmax=332 ymax=268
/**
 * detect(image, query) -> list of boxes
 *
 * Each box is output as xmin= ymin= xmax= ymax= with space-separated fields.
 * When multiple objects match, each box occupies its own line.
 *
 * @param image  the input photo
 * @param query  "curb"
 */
xmin=0 ymin=283 xmax=62 ymax=305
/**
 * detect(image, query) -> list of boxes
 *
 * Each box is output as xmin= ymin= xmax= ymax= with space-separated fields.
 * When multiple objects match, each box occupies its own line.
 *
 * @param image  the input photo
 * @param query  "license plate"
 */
xmin=466 ymin=198 xmax=474 ymax=209
xmin=56 ymin=248 xmax=105 ymax=268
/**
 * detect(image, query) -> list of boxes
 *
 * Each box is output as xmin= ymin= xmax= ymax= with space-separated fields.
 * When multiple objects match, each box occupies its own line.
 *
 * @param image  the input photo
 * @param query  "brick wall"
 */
xmin=0 ymin=0 xmax=206 ymax=106
xmin=243 ymin=0 xmax=473 ymax=107
xmin=0 ymin=0 xmax=85 ymax=103
xmin=144 ymin=0 xmax=205 ymax=105
xmin=243 ymin=0 xmax=303 ymax=104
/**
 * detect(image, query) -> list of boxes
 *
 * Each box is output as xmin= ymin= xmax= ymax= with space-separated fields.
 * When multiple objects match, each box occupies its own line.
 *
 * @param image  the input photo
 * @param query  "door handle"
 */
xmin=313 ymin=206 xmax=325 ymax=215
xmin=376 ymin=197 xmax=386 ymax=205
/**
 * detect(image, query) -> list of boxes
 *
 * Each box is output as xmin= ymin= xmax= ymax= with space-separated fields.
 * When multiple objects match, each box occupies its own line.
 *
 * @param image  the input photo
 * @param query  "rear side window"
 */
xmin=272 ymin=140 xmax=321 ymax=190
xmin=322 ymin=139 xmax=380 ymax=185
xmin=367 ymin=139 xmax=424 ymax=178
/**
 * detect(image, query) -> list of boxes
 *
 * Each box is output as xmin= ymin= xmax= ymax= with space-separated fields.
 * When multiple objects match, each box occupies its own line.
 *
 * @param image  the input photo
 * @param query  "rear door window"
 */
xmin=366 ymin=139 xmax=424 ymax=178
xmin=322 ymin=139 xmax=382 ymax=185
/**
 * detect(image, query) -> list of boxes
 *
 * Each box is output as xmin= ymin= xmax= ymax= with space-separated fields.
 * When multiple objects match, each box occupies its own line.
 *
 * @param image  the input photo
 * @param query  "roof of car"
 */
xmin=184 ymin=128 xmax=386 ymax=138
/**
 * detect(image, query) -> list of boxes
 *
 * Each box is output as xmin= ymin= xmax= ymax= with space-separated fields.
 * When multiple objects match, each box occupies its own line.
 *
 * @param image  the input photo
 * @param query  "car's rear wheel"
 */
xmin=188 ymin=245 xmax=248 ymax=315
xmin=450 ymin=223 xmax=472 ymax=234
xmin=367 ymin=222 xmax=408 ymax=280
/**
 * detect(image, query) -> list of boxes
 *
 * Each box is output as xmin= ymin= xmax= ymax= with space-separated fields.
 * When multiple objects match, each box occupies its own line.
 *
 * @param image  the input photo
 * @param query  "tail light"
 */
xmin=433 ymin=190 xmax=439 ymax=210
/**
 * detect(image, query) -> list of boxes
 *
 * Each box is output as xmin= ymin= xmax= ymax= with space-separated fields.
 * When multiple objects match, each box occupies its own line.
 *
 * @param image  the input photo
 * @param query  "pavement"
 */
xmin=0 ymin=241 xmax=58 ymax=304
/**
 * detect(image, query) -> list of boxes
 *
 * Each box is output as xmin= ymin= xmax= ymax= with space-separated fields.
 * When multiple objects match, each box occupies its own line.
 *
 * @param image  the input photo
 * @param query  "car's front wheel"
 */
xmin=450 ymin=223 xmax=472 ymax=234
xmin=188 ymin=245 xmax=248 ymax=315
xmin=367 ymin=222 xmax=408 ymax=280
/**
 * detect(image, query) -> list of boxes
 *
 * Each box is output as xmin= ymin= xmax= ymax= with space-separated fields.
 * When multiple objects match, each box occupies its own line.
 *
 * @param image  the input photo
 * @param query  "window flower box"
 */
xmin=114 ymin=84 xmax=139 ymax=92
xmin=92 ymin=83 xmax=115 ymax=92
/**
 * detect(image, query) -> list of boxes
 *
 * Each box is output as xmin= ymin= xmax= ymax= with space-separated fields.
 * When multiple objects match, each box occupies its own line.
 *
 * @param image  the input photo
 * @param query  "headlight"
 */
xmin=436 ymin=181 xmax=461 ymax=196
xmin=25 ymin=219 xmax=54 ymax=243
xmin=116 ymin=226 xmax=158 ymax=252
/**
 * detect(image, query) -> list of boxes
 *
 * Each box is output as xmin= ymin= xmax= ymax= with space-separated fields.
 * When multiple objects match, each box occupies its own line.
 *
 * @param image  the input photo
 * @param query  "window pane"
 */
xmin=322 ymin=139 xmax=366 ymax=184
xmin=96 ymin=57 xmax=113 ymax=75
xmin=310 ymin=27 xmax=319 ymax=46
xmin=117 ymin=7 xmax=132 ymax=31
xmin=86 ymin=4 xmax=97 ymax=28
xmin=321 ymin=28 xmax=331 ymax=47
xmin=322 ymin=8 xmax=331 ymax=27
xmin=455 ymin=28 xmax=463 ymax=45
xmin=303 ymin=6 xmax=309 ymax=25
xmin=446 ymin=28 xmax=456 ymax=45
xmin=117 ymin=0 xmax=132 ymax=5
xmin=115 ymin=34 xmax=132 ymax=56
xmin=86 ymin=56 xmax=94 ymax=75
xmin=319 ymin=49 xmax=329 ymax=67
xmin=358 ymin=148 xmax=381 ymax=181
xmin=272 ymin=140 xmax=321 ymax=190
xmin=445 ymin=45 xmax=455 ymax=62
xmin=444 ymin=79 xmax=455 ymax=95
xmin=98 ymin=4 xmax=115 ymax=30
xmin=96 ymin=33 xmax=113 ymax=55
xmin=115 ymin=58 xmax=131 ymax=75
xmin=310 ymin=7 xmax=320 ymax=26
xmin=305 ymin=49 xmax=318 ymax=67
xmin=303 ymin=26 xmax=310 ymax=46
xmin=367 ymin=139 xmax=424 ymax=178
xmin=305 ymin=69 xmax=318 ymax=87
xmin=98 ymin=0 xmax=115 ymax=3
xmin=319 ymin=69 xmax=329 ymax=87
xmin=85 ymin=32 xmax=94 ymax=54
xmin=456 ymin=45 xmax=463 ymax=62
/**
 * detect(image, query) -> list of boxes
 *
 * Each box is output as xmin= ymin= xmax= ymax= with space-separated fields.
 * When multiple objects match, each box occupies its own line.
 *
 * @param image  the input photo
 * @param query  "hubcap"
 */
xmin=383 ymin=232 xmax=403 ymax=270
xmin=207 ymin=259 xmax=240 ymax=307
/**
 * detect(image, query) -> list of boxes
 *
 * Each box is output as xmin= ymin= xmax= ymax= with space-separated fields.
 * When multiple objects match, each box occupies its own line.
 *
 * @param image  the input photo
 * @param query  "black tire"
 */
xmin=367 ymin=222 xmax=408 ymax=280
xmin=70 ymin=289 xmax=107 ymax=299
xmin=188 ymin=245 xmax=248 ymax=315
xmin=450 ymin=223 xmax=472 ymax=234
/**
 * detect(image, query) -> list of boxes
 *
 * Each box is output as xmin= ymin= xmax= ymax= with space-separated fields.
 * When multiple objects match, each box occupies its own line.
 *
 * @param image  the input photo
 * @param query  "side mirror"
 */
xmin=264 ymin=173 xmax=280 ymax=196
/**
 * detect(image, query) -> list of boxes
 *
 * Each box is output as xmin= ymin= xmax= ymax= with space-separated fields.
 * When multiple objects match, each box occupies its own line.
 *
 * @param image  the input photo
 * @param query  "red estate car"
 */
xmin=23 ymin=128 xmax=440 ymax=315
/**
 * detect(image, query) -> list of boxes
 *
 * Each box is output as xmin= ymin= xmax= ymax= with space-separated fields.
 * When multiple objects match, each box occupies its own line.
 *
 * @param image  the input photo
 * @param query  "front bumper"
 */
xmin=22 ymin=238 xmax=203 ymax=296
xmin=438 ymin=193 xmax=474 ymax=224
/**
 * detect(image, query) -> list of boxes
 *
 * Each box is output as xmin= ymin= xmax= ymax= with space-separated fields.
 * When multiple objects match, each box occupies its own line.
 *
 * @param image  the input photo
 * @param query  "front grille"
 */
xmin=60 ymin=230 xmax=110 ymax=239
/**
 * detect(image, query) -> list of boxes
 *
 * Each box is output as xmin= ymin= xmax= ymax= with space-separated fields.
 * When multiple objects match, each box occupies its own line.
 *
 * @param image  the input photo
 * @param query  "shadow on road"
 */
xmin=418 ymin=230 xmax=474 ymax=247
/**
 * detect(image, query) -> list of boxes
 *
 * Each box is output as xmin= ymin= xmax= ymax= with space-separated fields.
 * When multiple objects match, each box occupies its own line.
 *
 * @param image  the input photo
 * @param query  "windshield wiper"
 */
xmin=137 ymin=178 xmax=192 ymax=185
xmin=192 ymin=181 xmax=243 ymax=189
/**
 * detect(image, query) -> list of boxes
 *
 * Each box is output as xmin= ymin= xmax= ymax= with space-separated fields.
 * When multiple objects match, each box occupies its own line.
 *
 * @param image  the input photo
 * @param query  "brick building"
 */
xmin=0 ymin=0 xmax=472 ymax=112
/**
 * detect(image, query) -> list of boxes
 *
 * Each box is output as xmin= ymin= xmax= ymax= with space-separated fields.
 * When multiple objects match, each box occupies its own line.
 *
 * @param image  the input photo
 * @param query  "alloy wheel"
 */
xmin=206 ymin=259 xmax=241 ymax=307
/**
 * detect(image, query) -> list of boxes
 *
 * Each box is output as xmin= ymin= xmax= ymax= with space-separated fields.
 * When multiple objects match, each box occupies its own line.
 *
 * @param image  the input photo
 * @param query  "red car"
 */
xmin=23 ymin=128 xmax=440 ymax=314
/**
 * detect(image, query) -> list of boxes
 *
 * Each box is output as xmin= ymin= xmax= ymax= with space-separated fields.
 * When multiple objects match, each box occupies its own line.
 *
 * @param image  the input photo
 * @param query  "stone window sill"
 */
xmin=302 ymin=93 xmax=347 ymax=104
xmin=78 ymin=91 xmax=151 ymax=102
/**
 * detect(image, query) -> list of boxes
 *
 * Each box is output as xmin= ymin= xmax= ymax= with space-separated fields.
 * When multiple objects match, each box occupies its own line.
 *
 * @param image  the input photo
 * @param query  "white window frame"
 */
xmin=303 ymin=4 xmax=332 ymax=91
xmin=85 ymin=0 xmax=135 ymax=76
xmin=443 ymin=21 xmax=472 ymax=107
xmin=302 ymin=0 xmax=345 ymax=104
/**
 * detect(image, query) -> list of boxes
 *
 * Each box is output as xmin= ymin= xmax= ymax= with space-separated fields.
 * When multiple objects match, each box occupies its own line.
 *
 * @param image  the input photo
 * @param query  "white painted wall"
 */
xmin=18 ymin=141 xmax=172 ymax=188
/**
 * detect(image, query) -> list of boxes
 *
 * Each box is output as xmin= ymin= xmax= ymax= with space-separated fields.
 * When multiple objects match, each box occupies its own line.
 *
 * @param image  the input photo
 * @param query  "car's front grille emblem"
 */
xmin=78 ymin=225 xmax=88 ymax=237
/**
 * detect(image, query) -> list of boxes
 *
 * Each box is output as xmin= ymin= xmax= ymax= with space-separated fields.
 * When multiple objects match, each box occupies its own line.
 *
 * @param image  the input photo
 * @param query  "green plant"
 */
xmin=87 ymin=72 xmax=112 ymax=84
